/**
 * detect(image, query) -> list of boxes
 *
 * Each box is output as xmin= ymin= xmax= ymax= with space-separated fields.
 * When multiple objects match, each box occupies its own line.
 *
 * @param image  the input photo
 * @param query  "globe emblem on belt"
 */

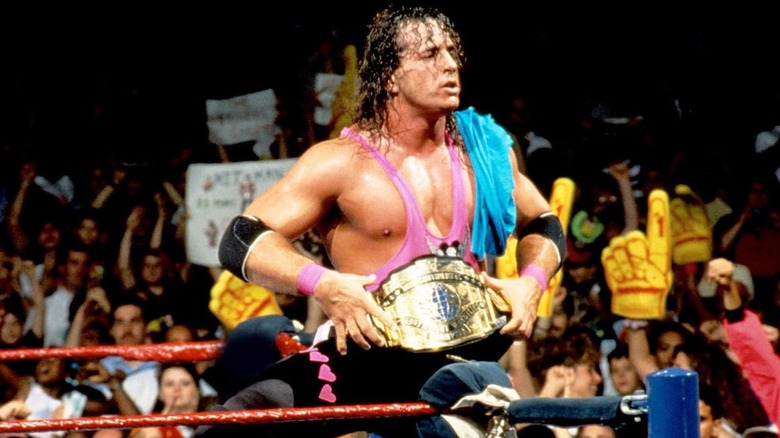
xmin=425 ymin=284 xmax=460 ymax=321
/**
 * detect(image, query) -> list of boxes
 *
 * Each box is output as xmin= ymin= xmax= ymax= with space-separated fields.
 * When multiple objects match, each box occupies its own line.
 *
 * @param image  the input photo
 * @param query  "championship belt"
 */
xmin=370 ymin=256 xmax=510 ymax=352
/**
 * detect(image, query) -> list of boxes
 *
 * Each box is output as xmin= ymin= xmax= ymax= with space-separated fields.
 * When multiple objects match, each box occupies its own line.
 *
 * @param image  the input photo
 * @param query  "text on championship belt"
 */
xmin=370 ymin=256 xmax=510 ymax=352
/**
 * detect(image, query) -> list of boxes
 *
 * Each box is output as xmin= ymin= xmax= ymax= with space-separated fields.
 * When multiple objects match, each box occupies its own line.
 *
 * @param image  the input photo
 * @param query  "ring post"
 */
xmin=647 ymin=367 xmax=699 ymax=438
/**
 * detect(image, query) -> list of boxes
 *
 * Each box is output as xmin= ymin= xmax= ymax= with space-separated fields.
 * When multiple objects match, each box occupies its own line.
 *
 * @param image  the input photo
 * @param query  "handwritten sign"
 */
xmin=185 ymin=159 xmax=296 ymax=266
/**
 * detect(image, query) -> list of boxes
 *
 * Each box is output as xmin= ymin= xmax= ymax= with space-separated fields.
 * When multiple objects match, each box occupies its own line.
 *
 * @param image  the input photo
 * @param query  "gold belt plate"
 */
xmin=370 ymin=256 xmax=509 ymax=352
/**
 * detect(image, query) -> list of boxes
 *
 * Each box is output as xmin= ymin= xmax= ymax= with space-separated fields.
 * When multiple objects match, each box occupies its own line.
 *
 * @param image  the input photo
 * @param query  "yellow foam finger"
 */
xmin=549 ymin=177 xmax=575 ymax=229
xmin=602 ymin=191 xmax=672 ymax=320
xmin=645 ymin=190 xmax=671 ymax=275
xmin=209 ymin=270 xmax=283 ymax=331
xmin=669 ymin=194 xmax=712 ymax=265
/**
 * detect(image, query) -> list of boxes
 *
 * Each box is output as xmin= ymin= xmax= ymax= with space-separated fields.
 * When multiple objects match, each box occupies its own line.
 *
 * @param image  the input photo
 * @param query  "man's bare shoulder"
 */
xmin=297 ymin=134 xmax=369 ymax=171
xmin=308 ymin=134 xmax=362 ymax=155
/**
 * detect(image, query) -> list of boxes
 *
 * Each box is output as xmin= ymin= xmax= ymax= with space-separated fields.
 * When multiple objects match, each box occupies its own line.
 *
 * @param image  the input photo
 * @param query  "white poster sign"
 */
xmin=205 ymin=89 xmax=281 ymax=157
xmin=185 ymin=159 xmax=296 ymax=267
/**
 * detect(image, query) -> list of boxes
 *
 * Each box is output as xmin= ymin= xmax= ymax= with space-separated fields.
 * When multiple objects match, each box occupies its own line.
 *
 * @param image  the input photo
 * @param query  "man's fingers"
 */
xmin=333 ymin=323 xmax=349 ymax=355
xmin=499 ymin=318 xmax=522 ymax=337
xmin=346 ymin=319 xmax=371 ymax=350
xmin=481 ymin=272 xmax=499 ymax=289
xmin=359 ymin=273 xmax=377 ymax=286
xmin=357 ymin=273 xmax=397 ymax=329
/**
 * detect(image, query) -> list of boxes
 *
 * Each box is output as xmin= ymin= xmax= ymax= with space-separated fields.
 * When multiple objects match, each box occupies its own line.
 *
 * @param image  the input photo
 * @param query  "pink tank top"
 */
xmin=341 ymin=128 xmax=479 ymax=291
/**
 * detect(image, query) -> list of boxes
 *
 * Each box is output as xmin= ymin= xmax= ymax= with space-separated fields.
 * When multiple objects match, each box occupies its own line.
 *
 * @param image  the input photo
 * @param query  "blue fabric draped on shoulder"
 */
xmin=454 ymin=107 xmax=516 ymax=258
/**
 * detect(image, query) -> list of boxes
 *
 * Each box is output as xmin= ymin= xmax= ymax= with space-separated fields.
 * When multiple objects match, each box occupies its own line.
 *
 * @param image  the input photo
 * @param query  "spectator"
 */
xmin=625 ymin=318 xmax=691 ymax=383
xmin=122 ymin=248 xmax=187 ymax=334
xmin=605 ymin=341 xmax=643 ymax=396
xmin=14 ymin=357 xmax=89 ymax=438
xmin=699 ymin=382 xmax=735 ymax=438
xmin=129 ymin=362 xmax=203 ymax=438
xmin=100 ymin=294 xmax=159 ymax=415
xmin=35 ymin=244 xmax=91 ymax=347
xmin=708 ymin=257 xmax=780 ymax=427
xmin=672 ymin=330 xmax=770 ymax=434
xmin=0 ymin=259 xmax=44 ymax=371
xmin=713 ymin=175 xmax=780 ymax=311
xmin=68 ymin=209 xmax=112 ymax=289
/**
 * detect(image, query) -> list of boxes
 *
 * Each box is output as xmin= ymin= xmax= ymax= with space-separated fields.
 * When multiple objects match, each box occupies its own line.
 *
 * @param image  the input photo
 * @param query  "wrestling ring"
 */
xmin=0 ymin=341 xmax=699 ymax=437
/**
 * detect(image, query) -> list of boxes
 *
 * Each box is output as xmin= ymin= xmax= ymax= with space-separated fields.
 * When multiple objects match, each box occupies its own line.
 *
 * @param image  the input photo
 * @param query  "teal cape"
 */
xmin=455 ymin=107 xmax=516 ymax=258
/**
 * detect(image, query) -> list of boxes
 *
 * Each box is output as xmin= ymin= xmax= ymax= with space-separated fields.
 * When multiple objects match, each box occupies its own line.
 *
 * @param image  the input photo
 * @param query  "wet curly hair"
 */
xmin=355 ymin=5 xmax=464 ymax=139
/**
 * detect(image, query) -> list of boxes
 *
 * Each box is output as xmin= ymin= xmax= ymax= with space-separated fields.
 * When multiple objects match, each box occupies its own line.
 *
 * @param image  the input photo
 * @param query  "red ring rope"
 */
xmin=0 ymin=403 xmax=438 ymax=433
xmin=0 ymin=343 xmax=436 ymax=433
xmin=0 ymin=341 xmax=224 ymax=362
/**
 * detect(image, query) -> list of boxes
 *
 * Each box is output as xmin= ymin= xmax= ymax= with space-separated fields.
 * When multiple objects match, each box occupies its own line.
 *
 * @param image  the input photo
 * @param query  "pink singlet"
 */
xmin=341 ymin=127 xmax=479 ymax=291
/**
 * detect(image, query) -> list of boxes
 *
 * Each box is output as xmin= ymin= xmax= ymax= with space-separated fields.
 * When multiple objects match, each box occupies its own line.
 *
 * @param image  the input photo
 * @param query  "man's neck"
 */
xmin=383 ymin=110 xmax=449 ymax=153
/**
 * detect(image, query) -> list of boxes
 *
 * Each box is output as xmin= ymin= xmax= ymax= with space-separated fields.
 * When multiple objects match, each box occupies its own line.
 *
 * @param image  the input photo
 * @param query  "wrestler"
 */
xmin=200 ymin=5 xmax=565 ymax=437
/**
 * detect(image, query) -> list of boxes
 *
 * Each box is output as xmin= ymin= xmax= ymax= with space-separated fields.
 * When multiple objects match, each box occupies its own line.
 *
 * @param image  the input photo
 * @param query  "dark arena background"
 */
xmin=1 ymin=2 xmax=778 ymax=186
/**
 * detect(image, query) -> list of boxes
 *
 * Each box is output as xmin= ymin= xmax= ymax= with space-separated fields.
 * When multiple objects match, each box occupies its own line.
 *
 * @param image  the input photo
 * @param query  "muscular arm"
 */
xmin=227 ymin=139 xmax=396 ymax=354
xmin=240 ymin=141 xmax=345 ymax=294
xmin=483 ymin=149 xmax=562 ymax=339
xmin=513 ymin=170 xmax=560 ymax=275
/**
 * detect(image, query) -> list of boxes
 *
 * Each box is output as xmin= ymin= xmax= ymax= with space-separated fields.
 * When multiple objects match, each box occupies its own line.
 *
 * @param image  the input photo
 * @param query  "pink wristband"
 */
xmin=520 ymin=264 xmax=549 ymax=291
xmin=296 ymin=263 xmax=327 ymax=296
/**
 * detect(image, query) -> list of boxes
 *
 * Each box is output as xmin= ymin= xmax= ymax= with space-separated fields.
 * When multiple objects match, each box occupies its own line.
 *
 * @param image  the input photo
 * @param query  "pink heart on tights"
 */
xmin=309 ymin=350 xmax=330 ymax=363
xmin=318 ymin=364 xmax=337 ymax=382
xmin=318 ymin=384 xmax=337 ymax=403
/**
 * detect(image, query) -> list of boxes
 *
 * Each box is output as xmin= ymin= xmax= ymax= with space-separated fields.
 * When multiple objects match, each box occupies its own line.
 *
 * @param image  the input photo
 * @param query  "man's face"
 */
xmin=699 ymin=400 xmax=721 ymax=438
xmin=140 ymin=255 xmax=165 ymax=284
xmin=37 ymin=222 xmax=62 ymax=250
xmin=77 ymin=218 xmax=100 ymax=246
xmin=110 ymin=304 xmax=146 ymax=345
xmin=655 ymin=330 xmax=684 ymax=368
xmin=35 ymin=357 xmax=65 ymax=385
xmin=390 ymin=19 xmax=460 ymax=114
xmin=0 ymin=312 xmax=23 ymax=345
xmin=609 ymin=356 xmax=641 ymax=395
xmin=569 ymin=361 xmax=603 ymax=398
xmin=63 ymin=250 xmax=89 ymax=285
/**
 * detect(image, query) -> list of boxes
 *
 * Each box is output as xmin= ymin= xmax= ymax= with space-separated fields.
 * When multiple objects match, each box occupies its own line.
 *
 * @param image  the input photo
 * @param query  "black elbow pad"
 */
xmin=518 ymin=212 xmax=567 ymax=269
xmin=218 ymin=215 xmax=273 ymax=281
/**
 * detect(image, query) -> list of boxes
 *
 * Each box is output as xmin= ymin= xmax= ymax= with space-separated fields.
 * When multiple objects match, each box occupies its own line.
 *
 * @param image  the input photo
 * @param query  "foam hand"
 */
xmin=602 ymin=189 xmax=672 ymax=319
xmin=209 ymin=270 xmax=282 ymax=331
xmin=670 ymin=184 xmax=712 ymax=265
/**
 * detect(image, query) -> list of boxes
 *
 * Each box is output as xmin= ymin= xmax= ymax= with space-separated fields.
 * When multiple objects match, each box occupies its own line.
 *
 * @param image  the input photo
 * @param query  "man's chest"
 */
xmin=340 ymin=158 xmax=474 ymax=239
